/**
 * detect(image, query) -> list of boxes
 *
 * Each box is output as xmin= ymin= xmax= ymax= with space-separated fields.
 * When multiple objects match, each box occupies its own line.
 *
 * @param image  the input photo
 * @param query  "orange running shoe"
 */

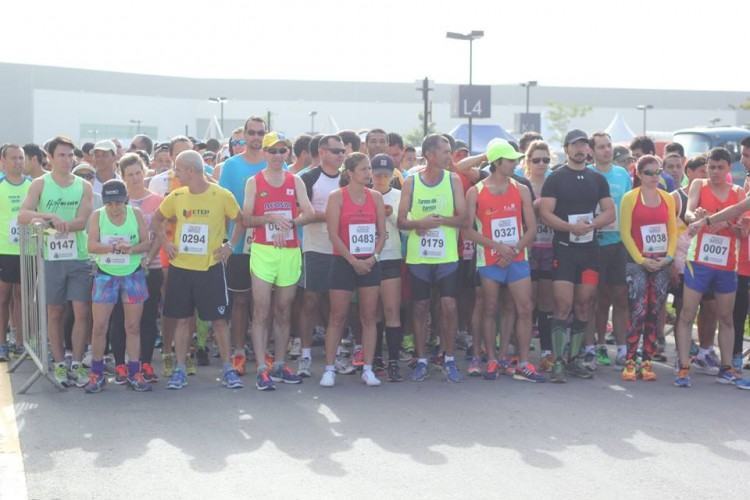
xmin=640 ymin=360 xmax=657 ymax=381
xmin=232 ymin=353 xmax=247 ymax=376
xmin=621 ymin=360 xmax=637 ymax=382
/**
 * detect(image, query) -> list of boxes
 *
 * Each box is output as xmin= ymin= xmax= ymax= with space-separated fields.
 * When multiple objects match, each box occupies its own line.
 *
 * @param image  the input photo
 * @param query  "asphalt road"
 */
xmin=4 ymin=349 xmax=750 ymax=500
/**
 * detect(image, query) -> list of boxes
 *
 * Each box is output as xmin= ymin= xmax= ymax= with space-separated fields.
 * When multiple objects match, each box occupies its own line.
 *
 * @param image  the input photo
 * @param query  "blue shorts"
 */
xmin=92 ymin=269 xmax=149 ymax=304
xmin=683 ymin=261 xmax=737 ymax=295
xmin=478 ymin=261 xmax=530 ymax=285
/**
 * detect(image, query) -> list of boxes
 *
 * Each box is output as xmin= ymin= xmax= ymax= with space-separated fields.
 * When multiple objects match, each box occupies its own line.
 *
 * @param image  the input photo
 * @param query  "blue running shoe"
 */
xmin=84 ymin=372 xmax=106 ymax=394
xmin=255 ymin=370 xmax=276 ymax=391
xmin=269 ymin=365 xmax=302 ymax=384
xmin=732 ymin=353 xmax=743 ymax=373
xmin=167 ymin=368 xmax=187 ymax=390
xmin=736 ymin=378 xmax=750 ymax=390
xmin=444 ymin=360 xmax=462 ymax=383
xmin=717 ymin=366 xmax=740 ymax=385
xmin=513 ymin=363 xmax=546 ymax=383
xmin=223 ymin=369 xmax=244 ymax=389
xmin=411 ymin=361 xmax=428 ymax=382
xmin=674 ymin=367 xmax=691 ymax=388
xmin=127 ymin=372 xmax=153 ymax=392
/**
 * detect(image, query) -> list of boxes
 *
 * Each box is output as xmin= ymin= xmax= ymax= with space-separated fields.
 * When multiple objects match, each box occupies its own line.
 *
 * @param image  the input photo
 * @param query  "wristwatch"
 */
xmin=373 ymin=252 xmax=381 ymax=262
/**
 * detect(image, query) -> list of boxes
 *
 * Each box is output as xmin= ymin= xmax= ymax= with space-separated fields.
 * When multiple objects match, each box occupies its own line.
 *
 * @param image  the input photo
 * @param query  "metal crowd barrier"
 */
xmin=8 ymin=222 xmax=65 ymax=393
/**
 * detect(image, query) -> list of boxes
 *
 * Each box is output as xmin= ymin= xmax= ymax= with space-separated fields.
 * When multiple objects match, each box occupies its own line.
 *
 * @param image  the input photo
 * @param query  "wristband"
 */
xmin=705 ymin=216 xmax=712 ymax=226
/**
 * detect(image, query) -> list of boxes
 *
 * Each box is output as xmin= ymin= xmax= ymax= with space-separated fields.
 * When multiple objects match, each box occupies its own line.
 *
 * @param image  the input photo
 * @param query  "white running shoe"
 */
xmin=361 ymin=369 xmax=382 ymax=387
xmin=320 ymin=370 xmax=336 ymax=387
xmin=297 ymin=357 xmax=312 ymax=378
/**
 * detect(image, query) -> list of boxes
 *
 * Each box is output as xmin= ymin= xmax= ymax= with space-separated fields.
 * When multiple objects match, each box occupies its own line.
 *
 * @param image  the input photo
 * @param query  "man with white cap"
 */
xmin=92 ymin=140 xmax=119 ymax=195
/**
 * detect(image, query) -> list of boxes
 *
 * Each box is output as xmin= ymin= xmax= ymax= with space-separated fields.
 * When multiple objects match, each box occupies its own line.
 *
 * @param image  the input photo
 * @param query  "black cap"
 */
xmin=371 ymin=153 xmax=394 ymax=172
xmin=101 ymin=179 xmax=128 ymax=204
xmin=454 ymin=140 xmax=469 ymax=153
xmin=563 ymin=129 xmax=589 ymax=147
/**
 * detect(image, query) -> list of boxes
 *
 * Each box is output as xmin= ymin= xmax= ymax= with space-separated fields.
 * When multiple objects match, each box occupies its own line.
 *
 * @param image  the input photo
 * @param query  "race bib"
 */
xmin=462 ymin=239 xmax=475 ymax=260
xmin=349 ymin=223 xmax=376 ymax=255
xmin=640 ymin=224 xmax=668 ymax=254
xmin=568 ymin=213 xmax=594 ymax=243
xmin=100 ymin=235 xmax=129 ymax=265
xmin=535 ymin=222 xmax=553 ymax=245
xmin=8 ymin=218 xmax=19 ymax=245
xmin=179 ymin=224 xmax=208 ymax=255
xmin=697 ymin=234 xmax=730 ymax=267
xmin=242 ymin=228 xmax=253 ymax=254
xmin=419 ymin=228 xmax=446 ymax=259
xmin=491 ymin=217 xmax=519 ymax=245
xmin=46 ymin=232 xmax=77 ymax=261
xmin=265 ymin=210 xmax=294 ymax=243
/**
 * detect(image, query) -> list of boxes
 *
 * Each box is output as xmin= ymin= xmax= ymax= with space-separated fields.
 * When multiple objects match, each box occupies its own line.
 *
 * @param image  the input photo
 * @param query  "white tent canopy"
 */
xmin=605 ymin=113 xmax=636 ymax=144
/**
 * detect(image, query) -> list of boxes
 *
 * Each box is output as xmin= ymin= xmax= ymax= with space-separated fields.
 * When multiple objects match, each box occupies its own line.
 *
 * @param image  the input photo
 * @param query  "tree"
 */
xmin=404 ymin=112 xmax=436 ymax=147
xmin=545 ymin=102 xmax=593 ymax=145
xmin=739 ymin=98 xmax=750 ymax=111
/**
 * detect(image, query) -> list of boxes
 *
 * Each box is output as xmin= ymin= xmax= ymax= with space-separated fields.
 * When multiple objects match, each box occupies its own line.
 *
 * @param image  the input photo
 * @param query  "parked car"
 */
xmin=673 ymin=126 xmax=750 ymax=185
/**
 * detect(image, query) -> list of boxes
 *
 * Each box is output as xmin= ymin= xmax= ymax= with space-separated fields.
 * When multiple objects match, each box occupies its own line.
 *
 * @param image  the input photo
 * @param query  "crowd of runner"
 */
xmin=1 ymin=118 xmax=749 ymax=393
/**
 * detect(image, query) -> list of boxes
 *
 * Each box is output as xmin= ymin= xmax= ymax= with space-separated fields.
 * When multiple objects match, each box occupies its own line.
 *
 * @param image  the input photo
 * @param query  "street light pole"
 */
xmin=521 ymin=81 xmax=538 ymax=114
xmin=208 ymin=97 xmax=228 ymax=136
xmin=636 ymin=104 xmax=653 ymax=135
xmin=309 ymin=111 xmax=318 ymax=134
xmin=129 ymin=119 xmax=142 ymax=134
xmin=446 ymin=30 xmax=484 ymax=153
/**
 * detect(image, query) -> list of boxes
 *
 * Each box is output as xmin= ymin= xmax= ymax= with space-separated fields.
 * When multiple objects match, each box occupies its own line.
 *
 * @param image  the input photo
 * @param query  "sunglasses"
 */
xmin=641 ymin=169 xmax=662 ymax=177
xmin=244 ymin=130 xmax=266 ymax=137
xmin=266 ymin=147 xmax=288 ymax=155
xmin=76 ymin=173 xmax=95 ymax=180
xmin=531 ymin=157 xmax=551 ymax=164
xmin=325 ymin=148 xmax=346 ymax=155
xmin=230 ymin=139 xmax=247 ymax=146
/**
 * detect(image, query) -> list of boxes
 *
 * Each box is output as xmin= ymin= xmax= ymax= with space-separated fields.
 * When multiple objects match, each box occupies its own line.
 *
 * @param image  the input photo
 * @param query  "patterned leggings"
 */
xmin=625 ymin=263 xmax=671 ymax=361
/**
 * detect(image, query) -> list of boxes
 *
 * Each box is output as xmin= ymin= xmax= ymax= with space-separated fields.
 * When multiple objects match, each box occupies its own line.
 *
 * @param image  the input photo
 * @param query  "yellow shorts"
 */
xmin=249 ymin=243 xmax=301 ymax=288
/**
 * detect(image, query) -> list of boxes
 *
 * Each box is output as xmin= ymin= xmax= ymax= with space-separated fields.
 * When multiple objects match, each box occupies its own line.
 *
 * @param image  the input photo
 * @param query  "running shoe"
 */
xmin=231 ymin=352 xmax=246 ymax=376
xmin=640 ymin=360 xmax=657 ymax=382
xmin=484 ymin=359 xmax=499 ymax=380
xmin=387 ymin=361 xmax=403 ymax=382
xmin=269 ymin=365 xmax=303 ymax=384
xmin=264 ymin=353 xmax=274 ymax=370
xmin=54 ymin=363 xmax=70 ymax=387
xmin=186 ymin=352 xmax=197 ymax=375
xmin=352 ymin=346 xmax=364 ymax=367
xmin=692 ymin=355 xmax=720 ymax=376
xmin=444 ymin=360 xmax=462 ymax=383
xmin=289 ymin=337 xmax=302 ymax=359
xmin=162 ymin=352 xmax=175 ymax=377
xmin=297 ymin=357 xmax=312 ymax=378
xmin=513 ymin=363 xmax=546 ymax=383
xmin=614 ymin=352 xmax=627 ymax=367
xmin=582 ymin=351 xmax=597 ymax=372
xmin=70 ymin=363 xmax=89 ymax=388
xmin=361 ymin=368 xmax=382 ymax=386
xmin=141 ymin=362 xmax=158 ymax=383
xmin=568 ymin=357 xmax=593 ymax=379
xmin=401 ymin=334 xmax=415 ymax=353
xmin=127 ymin=372 xmax=153 ymax=392
xmin=255 ymin=370 xmax=275 ymax=391
xmin=374 ymin=357 xmax=387 ymax=377
xmin=196 ymin=347 xmax=210 ymax=366
xmin=167 ymin=368 xmax=187 ymax=390
xmin=550 ymin=360 xmax=567 ymax=383
xmin=736 ymin=378 xmax=750 ymax=390
xmin=705 ymin=349 xmax=721 ymax=369
xmin=498 ymin=358 xmax=513 ymax=376
xmin=319 ymin=369 xmax=336 ymax=387
xmin=114 ymin=364 xmax=128 ymax=385
xmin=222 ymin=369 xmax=243 ymax=389
xmin=674 ymin=367 xmax=691 ymax=388
xmin=596 ymin=345 xmax=611 ymax=367
xmin=467 ymin=357 xmax=482 ymax=377
xmin=539 ymin=353 xmax=554 ymax=373
xmin=621 ymin=360 xmax=637 ymax=382
xmin=411 ymin=361 xmax=429 ymax=382
xmin=84 ymin=372 xmax=106 ymax=393
xmin=81 ymin=348 xmax=92 ymax=368
xmin=335 ymin=356 xmax=356 ymax=375
xmin=312 ymin=326 xmax=326 ymax=346
xmin=0 ymin=344 xmax=9 ymax=362
xmin=717 ymin=366 xmax=740 ymax=385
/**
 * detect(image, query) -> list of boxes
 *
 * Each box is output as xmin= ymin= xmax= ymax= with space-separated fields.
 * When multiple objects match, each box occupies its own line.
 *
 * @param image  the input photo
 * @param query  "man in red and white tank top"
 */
xmin=678 ymin=147 xmax=744 ymax=387
xmin=241 ymin=132 xmax=315 ymax=391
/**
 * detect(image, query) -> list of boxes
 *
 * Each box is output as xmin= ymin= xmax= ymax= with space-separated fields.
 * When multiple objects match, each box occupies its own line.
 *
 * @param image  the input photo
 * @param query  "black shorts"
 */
xmin=598 ymin=242 xmax=627 ymax=286
xmin=552 ymin=244 xmax=600 ymax=286
xmin=226 ymin=254 xmax=251 ymax=292
xmin=408 ymin=262 xmax=459 ymax=301
xmin=329 ymin=255 xmax=381 ymax=291
xmin=458 ymin=258 xmax=476 ymax=289
xmin=0 ymin=254 xmax=21 ymax=284
xmin=163 ymin=263 xmax=230 ymax=321
xmin=380 ymin=259 xmax=402 ymax=281
xmin=301 ymin=251 xmax=333 ymax=292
